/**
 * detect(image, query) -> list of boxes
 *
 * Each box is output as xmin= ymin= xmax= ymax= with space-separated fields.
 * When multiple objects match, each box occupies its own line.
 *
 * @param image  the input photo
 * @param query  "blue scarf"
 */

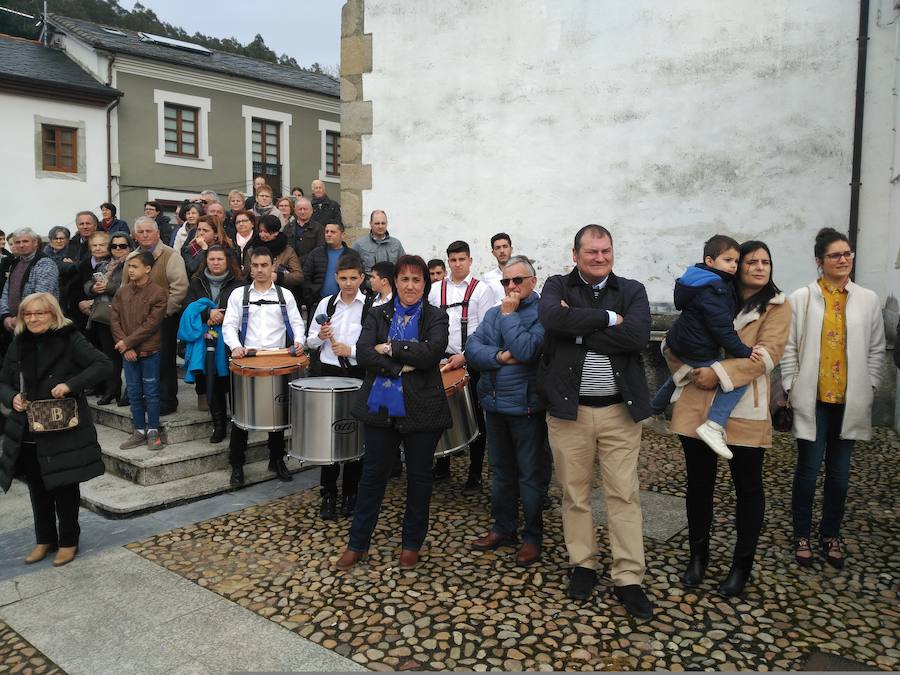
xmin=366 ymin=296 xmax=422 ymax=417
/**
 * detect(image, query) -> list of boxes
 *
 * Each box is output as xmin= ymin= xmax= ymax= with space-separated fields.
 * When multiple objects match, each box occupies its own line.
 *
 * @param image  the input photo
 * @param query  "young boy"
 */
xmin=111 ymin=252 xmax=168 ymax=450
xmin=306 ymin=253 xmax=373 ymax=519
xmin=369 ymin=260 xmax=395 ymax=306
xmin=427 ymin=258 xmax=446 ymax=283
xmin=650 ymin=235 xmax=763 ymax=459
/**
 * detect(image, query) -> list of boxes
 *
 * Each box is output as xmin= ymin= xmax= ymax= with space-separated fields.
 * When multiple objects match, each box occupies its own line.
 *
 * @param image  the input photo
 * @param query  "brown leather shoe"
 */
xmin=24 ymin=544 xmax=55 ymax=564
xmin=335 ymin=548 xmax=367 ymax=570
xmin=515 ymin=542 xmax=542 ymax=567
xmin=399 ymin=548 xmax=420 ymax=569
xmin=471 ymin=531 xmax=517 ymax=551
xmin=52 ymin=546 xmax=77 ymax=567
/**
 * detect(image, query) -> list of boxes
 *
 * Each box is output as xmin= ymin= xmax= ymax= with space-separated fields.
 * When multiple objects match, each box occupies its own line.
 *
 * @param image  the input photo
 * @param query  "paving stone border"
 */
xmin=0 ymin=619 xmax=65 ymax=674
xmin=128 ymin=428 xmax=899 ymax=671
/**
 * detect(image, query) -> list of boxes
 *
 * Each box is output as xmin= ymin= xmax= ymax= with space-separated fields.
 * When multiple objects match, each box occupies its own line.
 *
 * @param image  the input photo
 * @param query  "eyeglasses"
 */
xmin=500 ymin=275 xmax=535 ymax=287
xmin=23 ymin=311 xmax=51 ymax=319
xmin=235 ymin=219 xmax=251 ymax=224
xmin=823 ymin=251 xmax=854 ymax=261
xmin=110 ymin=243 xmax=130 ymax=250
xmin=200 ymin=200 xmax=209 ymax=205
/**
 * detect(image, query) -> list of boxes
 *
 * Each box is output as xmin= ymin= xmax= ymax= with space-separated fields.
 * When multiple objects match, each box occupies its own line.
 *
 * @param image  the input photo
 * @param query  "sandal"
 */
xmin=794 ymin=537 xmax=814 ymax=567
xmin=820 ymin=536 xmax=846 ymax=569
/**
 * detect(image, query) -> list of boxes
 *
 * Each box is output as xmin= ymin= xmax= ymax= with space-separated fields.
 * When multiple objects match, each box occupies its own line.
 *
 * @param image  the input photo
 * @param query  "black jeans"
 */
xmin=159 ymin=313 xmax=180 ymax=411
xmin=680 ymin=435 xmax=765 ymax=569
xmin=348 ymin=424 xmax=443 ymax=552
xmin=434 ymin=368 xmax=486 ymax=479
xmin=318 ymin=362 xmax=365 ymax=496
xmin=19 ymin=442 xmax=81 ymax=547
xmin=229 ymin=425 xmax=284 ymax=467
xmin=90 ymin=322 xmax=122 ymax=397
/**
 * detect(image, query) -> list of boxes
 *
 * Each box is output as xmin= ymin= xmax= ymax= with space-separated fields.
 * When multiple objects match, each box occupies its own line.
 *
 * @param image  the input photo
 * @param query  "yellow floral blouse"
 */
xmin=817 ymin=278 xmax=848 ymax=403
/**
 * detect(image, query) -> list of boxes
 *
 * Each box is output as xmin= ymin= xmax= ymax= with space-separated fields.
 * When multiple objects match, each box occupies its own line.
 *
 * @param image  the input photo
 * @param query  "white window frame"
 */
xmin=318 ymin=119 xmax=341 ymax=184
xmin=242 ymin=105 xmax=292 ymax=195
xmin=153 ymin=89 xmax=212 ymax=169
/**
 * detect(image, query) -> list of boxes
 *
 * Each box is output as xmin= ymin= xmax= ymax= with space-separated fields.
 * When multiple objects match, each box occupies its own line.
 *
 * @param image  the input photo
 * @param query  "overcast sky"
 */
xmin=120 ymin=0 xmax=342 ymax=68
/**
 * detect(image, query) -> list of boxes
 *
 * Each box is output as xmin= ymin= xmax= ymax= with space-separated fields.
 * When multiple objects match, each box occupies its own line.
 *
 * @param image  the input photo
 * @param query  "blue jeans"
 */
xmin=791 ymin=402 xmax=855 ymax=539
xmin=651 ymin=356 xmax=746 ymax=427
xmin=485 ymin=411 xmax=549 ymax=545
xmin=123 ymin=352 xmax=161 ymax=431
xmin=348 ymin=425 xmax=443 ymax=552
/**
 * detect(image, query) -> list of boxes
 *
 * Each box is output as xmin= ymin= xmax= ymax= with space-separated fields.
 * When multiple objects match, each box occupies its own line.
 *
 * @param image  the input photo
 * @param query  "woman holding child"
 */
xmin=664 ymin=240 xmax=791 ymax=598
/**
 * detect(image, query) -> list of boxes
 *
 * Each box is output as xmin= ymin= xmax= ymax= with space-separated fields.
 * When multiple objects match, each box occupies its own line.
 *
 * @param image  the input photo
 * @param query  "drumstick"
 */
xmin=245 ymin=347 xmax=300 ymax=357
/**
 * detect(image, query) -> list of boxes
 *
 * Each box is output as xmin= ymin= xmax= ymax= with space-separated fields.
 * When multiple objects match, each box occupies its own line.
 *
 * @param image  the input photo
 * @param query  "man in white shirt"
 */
xmin=306 ymin=253 xmax=371 ymax=519
xmin=427 ymin=240 xmax=496 ymax=493
xmin=482 ymin=232 xmax=513 ymax=304
xmin=223 ymin=248 xmax=305 ymax=487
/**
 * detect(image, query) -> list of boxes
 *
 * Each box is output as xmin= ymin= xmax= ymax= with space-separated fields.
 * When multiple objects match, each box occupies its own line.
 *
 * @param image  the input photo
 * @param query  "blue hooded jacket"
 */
xmin=465 ymin=291 xmax=545 ymax=415
xmin=177 ymin=298 xmax=229 ymax=383
xmin=664 ymin=264 xmax=752 ymax=361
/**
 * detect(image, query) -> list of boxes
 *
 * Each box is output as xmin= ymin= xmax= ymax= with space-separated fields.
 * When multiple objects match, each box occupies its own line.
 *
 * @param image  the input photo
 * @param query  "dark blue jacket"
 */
xmin=465 ymin=291 xmax=544 ymax=415
xmin=665 ymin=264 xmax=751 ymax=361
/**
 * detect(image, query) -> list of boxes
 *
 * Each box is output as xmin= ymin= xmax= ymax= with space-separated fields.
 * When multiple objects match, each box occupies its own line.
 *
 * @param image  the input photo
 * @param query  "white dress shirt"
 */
xmin=222 ymin=282 xmax=306 ymax=350
xmin=481 ymin=266 xmax=505 ymax=306
xmin=372 ymin=291 xmax=392 ymax=307
xmin=306 ymin=290 xmax=367 ymax=366
xmin=427 ymin=273 xmax=495 ymax=355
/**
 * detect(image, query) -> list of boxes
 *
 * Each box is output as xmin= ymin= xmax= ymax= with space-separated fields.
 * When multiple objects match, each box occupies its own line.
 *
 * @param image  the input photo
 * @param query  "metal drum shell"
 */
xmin=289 ymin=377 xmax=364 ymax=465
xmin=229 ymin=355 xmax=308 ymax=432
xmin=435 ymin=375 xmax=479 ymax=458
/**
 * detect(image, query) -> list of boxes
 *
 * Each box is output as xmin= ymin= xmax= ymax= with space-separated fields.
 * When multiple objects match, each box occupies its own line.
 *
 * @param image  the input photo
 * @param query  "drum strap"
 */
xmin=239 ymin=284 xmax=295 ymax=347
xmin=440 ymin=278 xmax=480 ymax=351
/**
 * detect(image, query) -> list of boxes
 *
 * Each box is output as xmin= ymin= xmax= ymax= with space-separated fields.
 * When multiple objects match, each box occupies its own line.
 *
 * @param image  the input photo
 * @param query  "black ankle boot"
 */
xmin=340 ymin=493 xmax=357 ymax=518
xmin=209 ymin=410 xmax=228 ymax=444
xmin=717 ymin=564 xmax=752 ymax=598
xmin=320 ymin=491 xmax=338 ymax=520
xmin=681 ymin=553 xmax=709 ymax=587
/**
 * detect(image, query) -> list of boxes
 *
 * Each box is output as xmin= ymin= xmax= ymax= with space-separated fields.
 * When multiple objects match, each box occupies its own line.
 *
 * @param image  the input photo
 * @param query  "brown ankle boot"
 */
xmin=52 ymin=546 xmax=78 ymax=567
xmin=24 ymin=544 xmax=55 ymax=564
xmin=335 ymin=548 xmax=367 ymax=570
xmin=399 ymin=548 xmax=420 ymax=569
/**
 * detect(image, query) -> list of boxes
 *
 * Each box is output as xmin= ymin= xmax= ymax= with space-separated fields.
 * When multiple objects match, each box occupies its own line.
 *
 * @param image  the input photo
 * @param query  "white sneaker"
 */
xmin=643 ymin=413 xmax=672 ymax=436
xmin=696 ymin=421 xmax=733 ymax=459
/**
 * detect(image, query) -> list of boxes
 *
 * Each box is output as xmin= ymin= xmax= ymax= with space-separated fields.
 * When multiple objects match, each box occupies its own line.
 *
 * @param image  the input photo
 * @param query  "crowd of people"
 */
xmin=0 ymin=182 xmax=894 ymax=621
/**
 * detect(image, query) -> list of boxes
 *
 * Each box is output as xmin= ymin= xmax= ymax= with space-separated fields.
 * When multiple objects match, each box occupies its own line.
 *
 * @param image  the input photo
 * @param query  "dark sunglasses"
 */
xmin=500 ymin=275 xmax=534 ymax=287
xmin=110 ymin=243 xmax=130 ymax=250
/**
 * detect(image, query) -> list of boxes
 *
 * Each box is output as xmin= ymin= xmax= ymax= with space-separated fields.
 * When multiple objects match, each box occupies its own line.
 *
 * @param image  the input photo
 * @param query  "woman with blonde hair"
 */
xmin=0 ymin=293 xmax=111 ymax=567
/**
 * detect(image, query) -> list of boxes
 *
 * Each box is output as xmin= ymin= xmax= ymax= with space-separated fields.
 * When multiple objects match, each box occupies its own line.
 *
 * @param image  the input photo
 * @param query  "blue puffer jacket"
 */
xmin=664 ymin=263 xmax=752 ymax=361
xmin=465 ymin=292 xmax=545 ymax=415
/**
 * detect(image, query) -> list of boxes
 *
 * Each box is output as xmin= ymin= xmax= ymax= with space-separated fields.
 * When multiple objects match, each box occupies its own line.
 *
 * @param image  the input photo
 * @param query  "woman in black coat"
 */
xmin=335 ymin=255 xmax=451 ymax=572
xmin=0 ymin=292 xmax=112 ymax=567
xmin=182 ymin=245 xmax=244 ymax=442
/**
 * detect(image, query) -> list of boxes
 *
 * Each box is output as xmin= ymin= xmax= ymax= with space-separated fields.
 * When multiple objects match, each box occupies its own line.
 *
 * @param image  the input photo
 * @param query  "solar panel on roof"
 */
xmin=138 ymin=32 xmax=211 ymax=55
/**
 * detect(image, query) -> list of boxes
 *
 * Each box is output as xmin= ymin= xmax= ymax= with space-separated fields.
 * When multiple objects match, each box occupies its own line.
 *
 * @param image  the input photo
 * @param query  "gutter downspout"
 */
xmin=848 ymin=0 xmax=871 ymax=280
xmin=105 ymin=54 xmax=119 ymax=204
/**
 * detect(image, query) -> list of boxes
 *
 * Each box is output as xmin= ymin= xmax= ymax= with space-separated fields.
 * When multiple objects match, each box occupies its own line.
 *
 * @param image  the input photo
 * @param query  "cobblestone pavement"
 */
xmin=127 ymin=428 xmax=900 ymax=671
xmin=0 ymin=619 xmax=64 ymax=674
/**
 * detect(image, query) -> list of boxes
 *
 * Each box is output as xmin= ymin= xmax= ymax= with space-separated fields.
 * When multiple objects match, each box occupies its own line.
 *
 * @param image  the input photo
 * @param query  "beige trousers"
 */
xmin=547 ymin=403 xmax=645 ymax=586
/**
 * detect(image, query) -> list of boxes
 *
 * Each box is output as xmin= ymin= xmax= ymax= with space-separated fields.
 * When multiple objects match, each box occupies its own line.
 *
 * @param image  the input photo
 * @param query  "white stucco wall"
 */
xmin=361 ymin=0 xmax=870 ymax=306
xmin=0 ymin=93 xmax=109 ymax=238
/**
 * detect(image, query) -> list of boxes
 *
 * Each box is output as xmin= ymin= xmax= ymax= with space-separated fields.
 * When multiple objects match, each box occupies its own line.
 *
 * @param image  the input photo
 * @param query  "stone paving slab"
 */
xmin=126 ymin=427 xmax=900 ymax=672
xmin=0 ymin=618 xmax=64 ymax=674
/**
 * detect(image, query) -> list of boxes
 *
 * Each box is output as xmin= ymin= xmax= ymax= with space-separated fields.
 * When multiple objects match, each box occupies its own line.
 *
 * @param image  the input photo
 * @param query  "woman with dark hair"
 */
xmin=84 ymin=232 xmax=134 ymax=405
xmin=0 ymin=292 xmax=111 ymax=567
xmin=665 ymin=240 xmax=792 ymax=597
xmin=181 ymin=216 xmax=237 ymax=277
xmin=172 ymin=202 xmax=203 ymax=252
xmin=232 ymin=210 xmax=256 ymax=268
xmin=181 ymin=245 xmax=244 ymax=438
xmin=782 ymin=228 xmax=885 ymax=569
xmin=335 ymin=255 xmax=451 ymax=571
xmin=242 ymin=215 xmax=302 ymax=294
xmin=99 ymin=202 xmax=130 ymax=235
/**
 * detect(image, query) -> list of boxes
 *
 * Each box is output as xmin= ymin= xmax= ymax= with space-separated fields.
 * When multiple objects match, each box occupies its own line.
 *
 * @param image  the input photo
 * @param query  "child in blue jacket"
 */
xmin=651 ymin=235 xmax=763 ymax=458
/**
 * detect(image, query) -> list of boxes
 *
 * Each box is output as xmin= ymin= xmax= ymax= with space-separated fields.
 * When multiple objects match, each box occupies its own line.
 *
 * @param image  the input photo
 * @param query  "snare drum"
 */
xmin=229 ymin=353 xmax=309 ymax=431
xmin=288 ymin=377 xmax=364 ymax=465
xmin=434 ymin=367 xmax=479 ymax=458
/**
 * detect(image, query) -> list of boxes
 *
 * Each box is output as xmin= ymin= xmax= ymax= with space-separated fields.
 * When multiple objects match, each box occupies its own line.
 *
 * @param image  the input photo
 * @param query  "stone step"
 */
xmin=80 ymin=457 xmax=312 ymax=518
xmin=89 ymin=389 xmax=217 ymax=444
xmin=95 ymin=425 xmax=287 ymax=486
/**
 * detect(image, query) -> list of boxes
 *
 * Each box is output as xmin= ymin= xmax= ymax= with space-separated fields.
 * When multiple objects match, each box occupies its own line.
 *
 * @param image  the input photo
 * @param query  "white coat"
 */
xmin=781 ymin=280 xmax=885 ymax=441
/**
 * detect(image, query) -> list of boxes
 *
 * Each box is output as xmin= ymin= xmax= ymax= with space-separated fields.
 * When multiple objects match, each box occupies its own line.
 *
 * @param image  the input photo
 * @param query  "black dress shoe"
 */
xmin=613 ymin=584 xmax=654 ymax=619
xmin=681 ymin=553 xmax=709 ymax=587
xmin=462 ymin=476 xmax=482 ymax=495
xmin=340 ymin=493 xmax=357 ymax=518
xmin=567 ymin=566 xmax=597 ymax=601
xmin=97 ymin=393 xmax=116 ymax=406
xmin=320 ymin=492 xmax=338 ymax=520
xmin=717 ymin=565 xmax=751 ymax=598
xmin=229 ymin=466 xmax=245 ymax=487
xmin=268 ymin=457 xmax=292 ymax=481
xmin=117 ymin=396 xmax=130 ymax=407
xmin=159 ymin=405 xmax=177 ymax=416
xmin=209 ymin=426 xmax=227 ymax=444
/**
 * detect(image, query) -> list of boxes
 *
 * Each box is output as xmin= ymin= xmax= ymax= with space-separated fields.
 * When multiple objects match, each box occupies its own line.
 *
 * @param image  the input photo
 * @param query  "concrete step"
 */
xmin=80 ymin=457 xmax=312 ymax=519
xmin=89 ymin=387 xmax=216 ymax=444
xmin=95 ymin=425 xmax=288 ymax=486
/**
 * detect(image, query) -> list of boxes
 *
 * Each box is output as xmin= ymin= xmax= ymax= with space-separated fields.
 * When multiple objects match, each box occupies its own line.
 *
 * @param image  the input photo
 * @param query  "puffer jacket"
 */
xmin=465 ymin=292 xmax=544 ymax=415
xmin=0 ymin=325 xmax=111 ymax=492
xmin=351 ymin=300 xmax=452 ymax=433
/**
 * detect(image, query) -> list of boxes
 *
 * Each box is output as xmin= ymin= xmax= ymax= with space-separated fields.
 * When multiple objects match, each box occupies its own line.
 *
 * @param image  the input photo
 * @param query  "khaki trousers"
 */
xmin=547 ymin=403 xmax=645 ymax=586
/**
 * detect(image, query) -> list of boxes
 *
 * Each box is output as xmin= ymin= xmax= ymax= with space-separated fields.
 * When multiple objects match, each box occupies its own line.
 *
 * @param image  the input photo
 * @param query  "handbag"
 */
xmin=21 ymin=374 xmax=79 ymax=433
xmin=769 ymin=368 xmax=793 ymax=433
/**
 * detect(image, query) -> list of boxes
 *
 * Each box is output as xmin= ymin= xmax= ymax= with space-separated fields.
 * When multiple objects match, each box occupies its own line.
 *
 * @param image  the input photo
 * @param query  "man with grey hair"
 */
xmin=310 ymin=179 xmax=342 ymax=227
xmin=129 ymin=215 xmax=189 ymax=415
xmin=0 ymin=228 xmax=60 ymax=335
xmin=465 ymin=255 xmax=549 ymax=567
